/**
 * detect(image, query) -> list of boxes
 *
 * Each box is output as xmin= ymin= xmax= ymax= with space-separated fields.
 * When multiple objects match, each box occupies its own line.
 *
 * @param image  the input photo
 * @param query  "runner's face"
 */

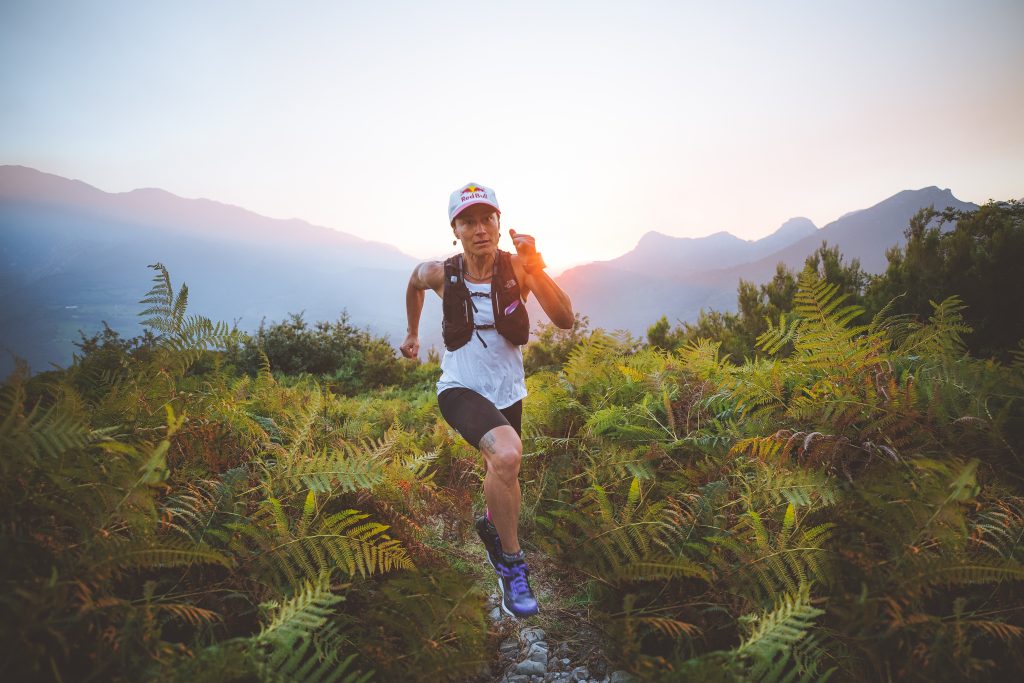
xmin=452 ymin=205 xmax=500 ymax=258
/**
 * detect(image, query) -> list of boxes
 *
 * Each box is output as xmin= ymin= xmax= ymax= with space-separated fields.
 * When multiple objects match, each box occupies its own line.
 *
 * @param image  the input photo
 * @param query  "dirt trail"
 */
xmin=448 ymin=529 xmax=633 ymax=683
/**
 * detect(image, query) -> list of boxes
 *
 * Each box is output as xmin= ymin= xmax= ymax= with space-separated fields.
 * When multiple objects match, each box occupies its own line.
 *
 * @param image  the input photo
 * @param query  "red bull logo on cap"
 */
xmin=461 ymin=184 xmax=489 ymax=201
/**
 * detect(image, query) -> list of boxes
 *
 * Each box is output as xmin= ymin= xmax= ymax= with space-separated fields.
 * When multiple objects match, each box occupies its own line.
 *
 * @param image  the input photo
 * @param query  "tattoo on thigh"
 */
xmin=480 ymin=432 xmax=496 ymax=454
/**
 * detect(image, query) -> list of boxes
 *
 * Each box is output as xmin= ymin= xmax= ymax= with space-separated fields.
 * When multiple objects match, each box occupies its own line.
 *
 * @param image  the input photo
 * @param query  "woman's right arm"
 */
xmin=400 ymin=261 xmax=442 ymax=359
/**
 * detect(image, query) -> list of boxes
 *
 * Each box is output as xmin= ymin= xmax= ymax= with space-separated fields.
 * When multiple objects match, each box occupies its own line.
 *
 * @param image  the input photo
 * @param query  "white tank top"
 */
xmin=436 ymin=279 xmax=528 ymax=409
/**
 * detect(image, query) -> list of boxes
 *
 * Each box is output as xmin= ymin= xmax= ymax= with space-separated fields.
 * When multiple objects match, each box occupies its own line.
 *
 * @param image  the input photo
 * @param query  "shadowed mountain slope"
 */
xmin=549 ymin=187 xmax=978 ymax=334
xmin=1 ymin=166 xmax=982 ymax=373
xmin=0 ymin=166 xmax=428 ymax=375
xmin=608 ymin=216 xmax=817 ymax=277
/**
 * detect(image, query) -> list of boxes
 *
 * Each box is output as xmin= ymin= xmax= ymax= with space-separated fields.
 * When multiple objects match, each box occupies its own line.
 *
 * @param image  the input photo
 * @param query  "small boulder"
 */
xmin=520 ymin=627 xmax=546 ymax=646
xmin=570 ymin=666 xmax=590 ymax=681
xmin=527 ymin=643 xmax=549 ymax=665
xmin=515 ymin=659 xmax=547 ymax=676
xmin=499 ymin=637 xmax=520 ymax=658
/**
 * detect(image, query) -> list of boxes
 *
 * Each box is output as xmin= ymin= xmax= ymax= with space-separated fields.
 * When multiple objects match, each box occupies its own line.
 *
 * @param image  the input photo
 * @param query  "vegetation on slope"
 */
xmin=649 ymin=200 xmax=1024 ymax=363
xmin=2 ymin=198 xmax=1023 ymax=681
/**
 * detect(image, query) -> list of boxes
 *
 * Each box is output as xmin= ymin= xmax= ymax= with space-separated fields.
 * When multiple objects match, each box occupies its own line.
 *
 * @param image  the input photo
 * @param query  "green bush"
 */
xmin=225 ymin=311 xmax=419 ymax=394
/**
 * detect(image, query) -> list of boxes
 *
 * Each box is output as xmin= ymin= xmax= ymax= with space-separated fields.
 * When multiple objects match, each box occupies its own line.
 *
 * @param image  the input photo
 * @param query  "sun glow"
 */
xmin=1 ymin=1 xmax=1021 ymax=269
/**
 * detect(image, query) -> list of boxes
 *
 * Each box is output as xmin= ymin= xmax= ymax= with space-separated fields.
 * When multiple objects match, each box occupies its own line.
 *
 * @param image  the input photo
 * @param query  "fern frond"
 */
xmin=709 ymin=502 xmax=834 ymax=606
xmin=616 ymin=555 xmax=710 ymax=582
xmin=757 ymin=313 xmax=803 ymax=356
xmin=161 ymin=315 xmax=244 ymax=375
xmin=253 ymin=574 xmax=370 ymax=683
xmin=276 ymin=443 xmax=386 ymax=494
xmin=139 ymin=262 xmax=179 ymax=334
xmin=739 ymin=461 xmax=841 ymax=510
xmin=0 ymin=380 xmax=97 ymax=470
xmin=635 ymin=616 xmax=703 ymax=641
xmin=232 ymin=504 xmax=413 ymax=588
xmin=897 ymin=296 xmax=972 ymax=359
xmin=735 ymin=586 xmax=824 ymax=667
xmin=676 ymin=337 xmax=726 ymax=378
xmin=1012 ymin=339 xmax=1024 ymax=370
xmin=256 ymin=575 xmax=339 ymax=643
xmin=900 ymin=559 xmax=1024 ymax=589
xmin=96 ymin=536 xmax=233 ymax=574
xmin=161 ymin=471 xmax=247 ymax=544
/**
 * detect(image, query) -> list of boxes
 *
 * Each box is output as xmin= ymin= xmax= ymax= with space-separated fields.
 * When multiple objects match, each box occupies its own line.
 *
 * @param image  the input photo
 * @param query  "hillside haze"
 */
xmin=550 ymin=186 xmax=978 ymax=334
xmin=0 ymin=166 xmax=440 ymax=375
xmin=1 ymin=166 xmax=981 ymax=374
xmin=611 ymin=217 xmax=818 ymax=277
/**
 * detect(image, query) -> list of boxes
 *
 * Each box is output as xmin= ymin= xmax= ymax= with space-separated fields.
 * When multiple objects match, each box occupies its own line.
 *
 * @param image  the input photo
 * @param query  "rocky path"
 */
xmin=485 ymin=618 xmax=634 ymax=683
xmin=469 ymin=548 xmax=635 ymax=683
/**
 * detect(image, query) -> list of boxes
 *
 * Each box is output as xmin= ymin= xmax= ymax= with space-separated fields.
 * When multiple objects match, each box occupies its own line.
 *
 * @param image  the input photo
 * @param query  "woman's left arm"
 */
xmin=509 ymin=229 xmax=574 ymax=329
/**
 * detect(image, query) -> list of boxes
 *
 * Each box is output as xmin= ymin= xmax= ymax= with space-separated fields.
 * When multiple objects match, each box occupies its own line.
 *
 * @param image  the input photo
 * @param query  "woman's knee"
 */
xmin=480 ymin=428 xmax=521 ymax=479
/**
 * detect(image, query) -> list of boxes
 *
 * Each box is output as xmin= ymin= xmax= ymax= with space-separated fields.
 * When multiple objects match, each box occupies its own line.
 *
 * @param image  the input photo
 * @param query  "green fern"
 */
xmin=251 ymin=574 xmax=371 ymax=683
xmin=230 ymin=498 xmax=413 ymax=588
xmin=733 ymin=586 xmax=833 ymax=682
xmin=895 ymin=296 xmax=972 ymax=359
xmin=738 ymin=460 xmax=841 ymax=511
xmin=93 ymin=535 xmax=233 ymax=574
xmin=161 ymin=469 xmax=249 ymax=546
xmin=139 ymin=263 xmax=243 ymax=376
xmin=1011 ymin=339 xmax=1024 ymax=370
xmin=543 ymin=477 xmax=709 ymax=587
xmin=757 ymin=312 xmax=804 ymax=357
xmin=710 ymin=504 xmax=834 ymax=606
xmin=139 ymin=262 xmax=189 ymax=335
xmin=736 ymin=586 xmax=823 ymax=657
xmin=274 ymin=438 xmax=389 ymax=495
xmin=0 ymin=377 xmax=97 ymax=471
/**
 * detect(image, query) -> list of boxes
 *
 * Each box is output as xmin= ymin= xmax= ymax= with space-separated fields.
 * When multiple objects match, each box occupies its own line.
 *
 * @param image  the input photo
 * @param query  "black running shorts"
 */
xmin=437 ymin=388 xmax=522 ymax=448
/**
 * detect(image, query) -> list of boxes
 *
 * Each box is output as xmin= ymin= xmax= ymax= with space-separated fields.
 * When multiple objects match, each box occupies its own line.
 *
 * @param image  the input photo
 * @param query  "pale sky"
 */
xmin=2 ymin=0 xmax=1022 ymax=270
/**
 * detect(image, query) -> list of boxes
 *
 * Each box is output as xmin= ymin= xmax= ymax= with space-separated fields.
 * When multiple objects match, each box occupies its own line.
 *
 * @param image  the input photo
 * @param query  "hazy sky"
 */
xmin=2 ymin=0 xmax=1022 ymax=270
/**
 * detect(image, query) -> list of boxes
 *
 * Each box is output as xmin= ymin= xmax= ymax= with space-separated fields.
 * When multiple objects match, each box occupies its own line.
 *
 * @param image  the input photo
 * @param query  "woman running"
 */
xmin=400 ymin=182 xmax=574 ymax=617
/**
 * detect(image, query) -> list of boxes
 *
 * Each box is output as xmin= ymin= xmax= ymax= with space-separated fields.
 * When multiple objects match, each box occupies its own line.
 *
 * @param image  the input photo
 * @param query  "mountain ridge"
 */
xmin=546 ymin=186 xmax=978 ymax=334
xmin=583 ymin=214 xmax=820 ymax=280
xmin=0 ymin=165 xmax=415 ymax=261
xmin=0 ymin=165 xmax=986 ymax=374
xmin=0 ymin=165 xmax=428 ymax=375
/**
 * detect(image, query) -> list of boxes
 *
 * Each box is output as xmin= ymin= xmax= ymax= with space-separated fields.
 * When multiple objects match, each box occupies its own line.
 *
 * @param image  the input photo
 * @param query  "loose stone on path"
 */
xmin=493 ymin=625 xmax=634 ymax=683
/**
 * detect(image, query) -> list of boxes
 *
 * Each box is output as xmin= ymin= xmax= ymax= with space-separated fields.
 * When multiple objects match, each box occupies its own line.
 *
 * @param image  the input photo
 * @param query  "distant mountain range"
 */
xmin=0 ymin=165 xmax=436 ymax=375
xmin=0 ymin=165 xmax=982 ymax=374
xmin=549 ymin=186 xmax=978 ymax=333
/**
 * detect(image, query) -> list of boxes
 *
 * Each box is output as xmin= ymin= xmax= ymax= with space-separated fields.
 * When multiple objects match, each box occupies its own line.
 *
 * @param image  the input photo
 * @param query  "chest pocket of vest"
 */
xmin=493 ymin=252 xmax=530 ymax=346
xmin=442 ymin=251 xmax=530 ymax=351
xmin=441 ymin=260 xmax=473 ymax=351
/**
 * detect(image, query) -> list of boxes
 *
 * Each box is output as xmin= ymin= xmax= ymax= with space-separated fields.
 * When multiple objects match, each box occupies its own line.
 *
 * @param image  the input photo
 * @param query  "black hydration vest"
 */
xmin=442 ymin=250 xmax=530 ymax=351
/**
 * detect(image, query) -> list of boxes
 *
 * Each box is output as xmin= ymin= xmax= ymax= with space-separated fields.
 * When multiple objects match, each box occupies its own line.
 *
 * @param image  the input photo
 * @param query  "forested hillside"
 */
xmin=2 ymin=200 xmax=1023 ymax=682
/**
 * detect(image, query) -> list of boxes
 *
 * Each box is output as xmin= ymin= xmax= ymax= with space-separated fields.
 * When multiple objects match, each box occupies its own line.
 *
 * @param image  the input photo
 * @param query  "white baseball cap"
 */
xmin=448 ymin=182 xmax=500 ymax=224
